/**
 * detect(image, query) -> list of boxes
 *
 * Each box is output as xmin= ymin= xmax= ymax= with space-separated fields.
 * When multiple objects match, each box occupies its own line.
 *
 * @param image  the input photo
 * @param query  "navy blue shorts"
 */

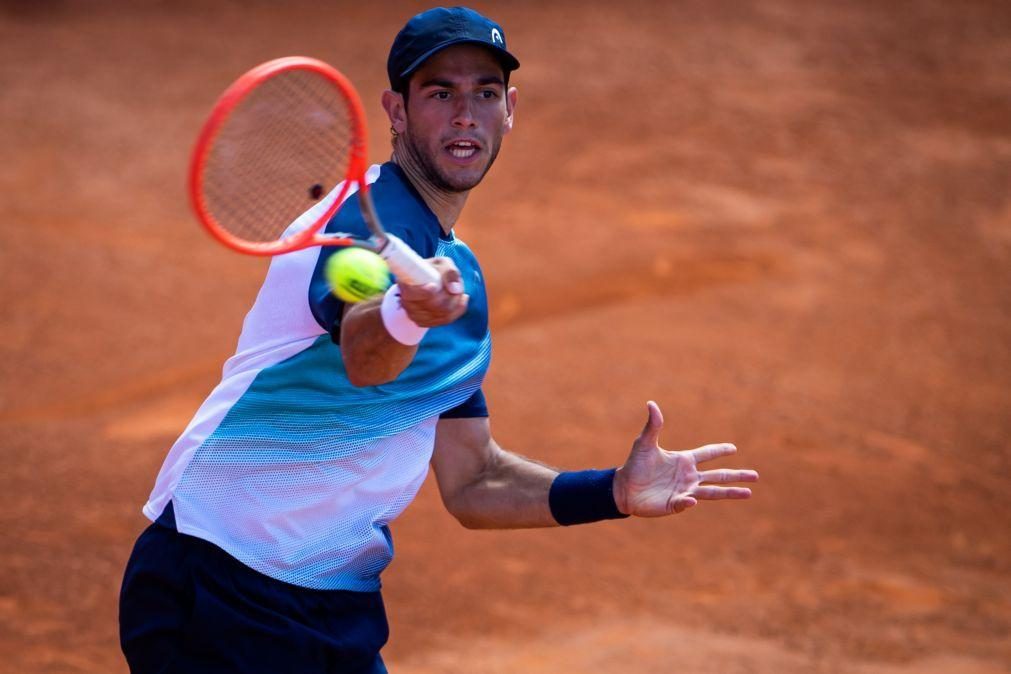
xmin=119 ymin=503 xmax=388 ymax=674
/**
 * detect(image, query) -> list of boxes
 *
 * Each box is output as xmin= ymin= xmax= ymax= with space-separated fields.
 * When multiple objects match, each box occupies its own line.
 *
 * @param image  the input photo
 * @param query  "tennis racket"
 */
xmin=188 ymin=56 xmax=441 ymax=286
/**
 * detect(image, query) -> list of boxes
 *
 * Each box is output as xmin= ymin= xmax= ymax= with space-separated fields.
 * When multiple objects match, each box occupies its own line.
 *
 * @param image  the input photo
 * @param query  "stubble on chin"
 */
xmin=401 ymin=133 xmax=501 ymax=194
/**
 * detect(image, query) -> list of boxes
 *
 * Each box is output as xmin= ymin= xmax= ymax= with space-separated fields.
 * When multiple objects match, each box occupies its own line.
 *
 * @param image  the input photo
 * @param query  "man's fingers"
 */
xmin=691 ymin=485 xmax=752 ymax=500
xmin=430 ymin=257 xmax=464 ymax=294
xmin=407 ymin=295 xmax=469 ymax=327
xmin=672 ymin=495 xmax=697 ymax=513
xmin=397 ymin=257 xmax=469 ymax=327
xmin=439 ymin=266 xmax=464 ymax=295
xmin=636 ymin=400 xmax=664 ymax=448
xmin=398 ymin=281 xmax=439 ymax=301
xmin=689 ymin=443 xmax=737 ymax=463
xmin=698 ymin=468 xmax=759 ymax=484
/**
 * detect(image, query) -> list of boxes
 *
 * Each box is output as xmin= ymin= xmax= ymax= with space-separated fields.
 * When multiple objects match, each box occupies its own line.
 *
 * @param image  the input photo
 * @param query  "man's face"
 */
xmin=397 ymin=44 xmax=515 ymax=192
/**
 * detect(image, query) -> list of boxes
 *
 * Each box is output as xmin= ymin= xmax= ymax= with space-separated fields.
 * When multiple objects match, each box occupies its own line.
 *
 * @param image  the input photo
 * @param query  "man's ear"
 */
xmin=382 ymin=89 xmax=407 ymax=135
xmin=503 ymin=86 xmax=518 ymax=135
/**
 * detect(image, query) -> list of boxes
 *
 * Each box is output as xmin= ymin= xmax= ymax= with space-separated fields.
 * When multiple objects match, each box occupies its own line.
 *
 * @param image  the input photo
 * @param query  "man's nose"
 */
xmin=452 ymin=97 xmax=478 ymax=128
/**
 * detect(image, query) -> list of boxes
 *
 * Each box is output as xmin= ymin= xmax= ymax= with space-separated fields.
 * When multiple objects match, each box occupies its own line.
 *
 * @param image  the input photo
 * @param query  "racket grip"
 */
xmin=380 ymin=234 xmax=442 ymax=287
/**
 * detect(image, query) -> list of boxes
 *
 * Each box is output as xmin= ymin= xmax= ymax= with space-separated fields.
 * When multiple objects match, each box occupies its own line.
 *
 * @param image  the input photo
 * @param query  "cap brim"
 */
xmin=396 ymin=38 xmax=520 ymax=87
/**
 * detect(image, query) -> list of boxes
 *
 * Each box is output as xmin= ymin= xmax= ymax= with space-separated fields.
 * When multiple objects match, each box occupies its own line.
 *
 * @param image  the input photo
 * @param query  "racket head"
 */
xmin=189 ymin=57 xmax=370 ymax=256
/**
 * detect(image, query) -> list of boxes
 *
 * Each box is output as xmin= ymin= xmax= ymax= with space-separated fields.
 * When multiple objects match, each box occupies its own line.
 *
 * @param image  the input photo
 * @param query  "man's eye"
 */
xmin=433 ymin=91 xmax=451 ymax=100
xmin=479 ymin=90 xmax=498 ymax=99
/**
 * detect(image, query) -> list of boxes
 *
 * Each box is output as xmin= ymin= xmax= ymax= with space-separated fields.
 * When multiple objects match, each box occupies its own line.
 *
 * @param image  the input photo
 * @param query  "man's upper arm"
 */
xmin=431 ymin=416 xmax=497 ymax=509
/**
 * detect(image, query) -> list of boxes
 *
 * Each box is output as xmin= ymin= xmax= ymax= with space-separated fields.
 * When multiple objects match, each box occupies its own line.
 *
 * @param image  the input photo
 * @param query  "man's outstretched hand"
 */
xmin=612 ymin=401 xmax=759 ymax=516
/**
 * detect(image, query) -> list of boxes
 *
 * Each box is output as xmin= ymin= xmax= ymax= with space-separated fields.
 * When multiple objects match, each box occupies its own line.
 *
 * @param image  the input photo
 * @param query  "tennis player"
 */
xmin=120 ymin=7 xmax=758 ymax=673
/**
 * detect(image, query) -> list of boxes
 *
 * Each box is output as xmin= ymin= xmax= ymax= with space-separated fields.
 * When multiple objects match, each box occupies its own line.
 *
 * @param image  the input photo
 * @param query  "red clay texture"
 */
xmin=0 ymin=2 xmax=1008 ymax=672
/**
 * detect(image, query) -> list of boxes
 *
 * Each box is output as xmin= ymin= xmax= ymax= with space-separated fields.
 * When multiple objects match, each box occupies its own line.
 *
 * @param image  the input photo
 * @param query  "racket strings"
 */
xmin=201 ymin=69 xmax=355 ymax=244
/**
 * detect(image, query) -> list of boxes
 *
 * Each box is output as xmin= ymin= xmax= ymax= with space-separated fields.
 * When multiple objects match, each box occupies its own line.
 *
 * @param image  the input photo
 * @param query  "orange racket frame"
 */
xmin=189 ymin=56 xmax=369 ymax=256
xmin=188 ymin=57 xmax=441 ymax=286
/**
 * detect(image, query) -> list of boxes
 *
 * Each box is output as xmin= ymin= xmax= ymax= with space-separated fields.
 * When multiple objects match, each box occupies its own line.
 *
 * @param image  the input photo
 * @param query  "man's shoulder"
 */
xmin=325 ymin=163 xmax=441 ymax=257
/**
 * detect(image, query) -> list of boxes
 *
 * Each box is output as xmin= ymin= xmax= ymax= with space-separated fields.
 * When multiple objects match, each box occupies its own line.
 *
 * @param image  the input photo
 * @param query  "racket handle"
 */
xmin=380 ymin=234 xmax=442 ymax=287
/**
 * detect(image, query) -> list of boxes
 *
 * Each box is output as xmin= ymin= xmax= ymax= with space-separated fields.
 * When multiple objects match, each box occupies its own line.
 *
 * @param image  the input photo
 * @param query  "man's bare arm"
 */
xmin=432 ymin=417 xmax=560 ymax=529
xmin=431 ymin=402 xmax=759 ymax=529
xmin=339 ymin=296 xmax=416 ymax=387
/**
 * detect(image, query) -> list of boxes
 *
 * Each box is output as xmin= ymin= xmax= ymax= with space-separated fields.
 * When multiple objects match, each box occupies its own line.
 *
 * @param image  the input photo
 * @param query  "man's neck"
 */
xmin=390 ymin=150 xmax=467 ymax=236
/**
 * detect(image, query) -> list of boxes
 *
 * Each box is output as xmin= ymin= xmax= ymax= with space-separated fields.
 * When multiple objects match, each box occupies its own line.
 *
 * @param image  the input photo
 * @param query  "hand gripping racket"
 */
xmin=188 ymin=56 xmax=441 ymax=286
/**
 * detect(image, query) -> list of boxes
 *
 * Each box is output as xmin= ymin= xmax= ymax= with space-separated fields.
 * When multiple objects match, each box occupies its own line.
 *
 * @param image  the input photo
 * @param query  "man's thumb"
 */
xmin=636 ymin=400 xmax=664 ymax=448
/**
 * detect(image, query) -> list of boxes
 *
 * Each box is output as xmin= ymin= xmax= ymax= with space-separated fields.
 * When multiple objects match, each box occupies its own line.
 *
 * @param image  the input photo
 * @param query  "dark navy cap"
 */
xmin=387 ymin=6 xmax=520 ymax=91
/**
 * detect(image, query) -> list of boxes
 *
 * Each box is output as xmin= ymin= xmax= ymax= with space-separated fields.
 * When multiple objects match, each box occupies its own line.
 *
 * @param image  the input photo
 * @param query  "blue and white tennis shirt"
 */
xmin=144 ymin=162 xmax=491 ymax=591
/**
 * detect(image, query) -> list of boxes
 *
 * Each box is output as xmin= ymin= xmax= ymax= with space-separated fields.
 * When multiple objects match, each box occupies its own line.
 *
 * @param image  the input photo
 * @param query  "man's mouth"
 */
xmin=446 ymin=140 xmax=480 ymax=159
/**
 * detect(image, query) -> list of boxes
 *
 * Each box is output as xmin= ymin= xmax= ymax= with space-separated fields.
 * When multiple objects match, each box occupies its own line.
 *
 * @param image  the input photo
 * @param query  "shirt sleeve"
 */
xmin=439 ymin=388 xmax=489 ymax=419
xmin=309 ymin=215 xmax=374 ymax=343
xmin=308 ymin=234 xmax=368 ymax=344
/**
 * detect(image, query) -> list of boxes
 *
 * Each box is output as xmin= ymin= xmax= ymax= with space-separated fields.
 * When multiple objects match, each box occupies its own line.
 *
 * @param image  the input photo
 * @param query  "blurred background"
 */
xmin=1 ymin=1 xmax=1008 ymax=672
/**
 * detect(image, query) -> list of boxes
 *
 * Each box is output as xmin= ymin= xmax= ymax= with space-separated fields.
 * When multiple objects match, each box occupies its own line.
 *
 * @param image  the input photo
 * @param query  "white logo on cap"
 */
xmin=490 ymin=28 xmax=503 ymax=44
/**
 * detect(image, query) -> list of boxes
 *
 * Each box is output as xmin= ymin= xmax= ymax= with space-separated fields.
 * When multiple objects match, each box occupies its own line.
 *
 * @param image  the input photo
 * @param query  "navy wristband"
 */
xmin=549 ymin=468 xmax=629 ymax=526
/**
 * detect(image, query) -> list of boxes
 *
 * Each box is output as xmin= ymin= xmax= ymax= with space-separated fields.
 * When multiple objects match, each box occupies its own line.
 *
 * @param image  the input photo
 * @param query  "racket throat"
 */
xmin=358 ymin=185 xmax=387 ymax=240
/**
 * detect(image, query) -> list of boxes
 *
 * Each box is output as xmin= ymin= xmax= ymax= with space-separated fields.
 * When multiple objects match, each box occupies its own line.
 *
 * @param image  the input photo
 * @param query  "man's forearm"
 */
xmin=449 ymin=448 xmax=560 ymax=529
xmin=340 ymin=297 xmax=417 ymax=387
xmin=340 ymin=259 xmax=469 ymax=387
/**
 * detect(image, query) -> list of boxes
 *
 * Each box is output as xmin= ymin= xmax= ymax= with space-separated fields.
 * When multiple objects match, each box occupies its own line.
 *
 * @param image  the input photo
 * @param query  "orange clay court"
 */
xmin=0 ymin=1 xmax=1008 ymax=672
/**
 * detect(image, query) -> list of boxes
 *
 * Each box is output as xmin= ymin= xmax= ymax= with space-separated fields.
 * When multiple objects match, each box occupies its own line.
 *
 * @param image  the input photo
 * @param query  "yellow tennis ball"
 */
xmin=325 ymin=248 xmax=391 ymax=303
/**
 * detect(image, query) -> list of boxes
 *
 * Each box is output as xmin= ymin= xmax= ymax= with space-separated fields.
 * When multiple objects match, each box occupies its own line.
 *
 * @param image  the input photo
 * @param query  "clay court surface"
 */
xmin=1 ymin=1 xmax=1009 ymax=671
